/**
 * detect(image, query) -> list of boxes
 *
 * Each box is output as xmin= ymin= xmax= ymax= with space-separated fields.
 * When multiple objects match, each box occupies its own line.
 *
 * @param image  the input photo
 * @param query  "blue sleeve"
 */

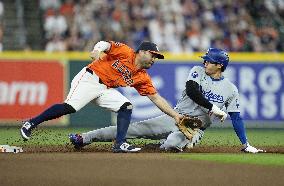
xmin=228 ymin=112 xmax=247 ymax=145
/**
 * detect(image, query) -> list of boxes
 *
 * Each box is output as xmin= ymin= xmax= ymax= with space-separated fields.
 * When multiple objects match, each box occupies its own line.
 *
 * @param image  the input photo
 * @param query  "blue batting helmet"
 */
xmin=201 ymin=48 xmax=229 ymax=71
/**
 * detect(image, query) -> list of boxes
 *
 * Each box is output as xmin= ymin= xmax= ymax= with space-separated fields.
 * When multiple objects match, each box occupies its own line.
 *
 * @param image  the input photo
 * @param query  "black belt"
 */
xmin=86 ymin=67 xmax=93 ymax=74
xmin=86 ymin=68 xmax=104 ymax=84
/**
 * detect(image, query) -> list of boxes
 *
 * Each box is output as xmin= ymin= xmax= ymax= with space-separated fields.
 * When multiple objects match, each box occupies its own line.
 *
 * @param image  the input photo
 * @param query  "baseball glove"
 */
xmin=176 ymin=116 xmax=203 ymax=140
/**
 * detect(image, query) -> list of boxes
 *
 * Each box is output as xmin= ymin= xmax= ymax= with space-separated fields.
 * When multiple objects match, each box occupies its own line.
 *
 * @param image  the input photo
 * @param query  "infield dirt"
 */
xmin=17 ymin=143 xmax=284 ymax=154
xmin=0 ymin=145 xmax=284 ymax=186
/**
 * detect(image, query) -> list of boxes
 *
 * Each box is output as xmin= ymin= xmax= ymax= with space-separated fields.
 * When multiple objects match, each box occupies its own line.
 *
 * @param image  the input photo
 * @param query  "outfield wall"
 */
xmin=0 ymin=52 xmax=283 ymax=128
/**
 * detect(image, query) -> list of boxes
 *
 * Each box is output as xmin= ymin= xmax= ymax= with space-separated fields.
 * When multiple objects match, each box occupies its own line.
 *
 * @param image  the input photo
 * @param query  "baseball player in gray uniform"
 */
xmin=70 ymin=48 xmax=264 ymax=153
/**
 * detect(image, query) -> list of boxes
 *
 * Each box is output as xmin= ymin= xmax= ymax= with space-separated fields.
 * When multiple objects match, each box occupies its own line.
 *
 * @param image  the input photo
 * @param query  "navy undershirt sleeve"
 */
xmin=186 ymin=80 xmax=213 ymax=110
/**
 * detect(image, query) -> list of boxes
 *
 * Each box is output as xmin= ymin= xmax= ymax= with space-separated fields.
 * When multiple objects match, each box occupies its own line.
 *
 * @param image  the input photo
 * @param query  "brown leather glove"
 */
xmin=175 ymin=116 xmax=203 ymax=140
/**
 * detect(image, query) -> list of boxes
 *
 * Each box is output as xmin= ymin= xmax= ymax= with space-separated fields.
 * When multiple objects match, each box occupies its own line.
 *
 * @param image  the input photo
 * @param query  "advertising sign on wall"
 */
xmin=0 ymin=60 xmax=64 ymax=122
xmin=119 ymin=62 xmax=284 ymax=126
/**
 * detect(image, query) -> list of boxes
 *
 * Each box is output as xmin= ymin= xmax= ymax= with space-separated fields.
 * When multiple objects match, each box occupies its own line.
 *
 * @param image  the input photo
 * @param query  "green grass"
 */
xmin=1 ymin=127 xmax=283 ymax=166
xmin=174 ymin=153 xmax=284 ymax=166
xmin=0 ymin=127 xmax=92 ymax=146
xmin=200 ymin=128 xmax=284 ymax=146
xmin=0 ymin=127 xmax=283 ymax=146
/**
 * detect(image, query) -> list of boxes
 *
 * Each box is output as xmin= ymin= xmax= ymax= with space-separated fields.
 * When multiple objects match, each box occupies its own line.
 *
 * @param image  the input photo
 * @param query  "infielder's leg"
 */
xmin=29 ymin=68 xmax=107 ymax=126
xmin=21 ymin=68 xmax=113 ymax=140
xmin=92 ymin=87 xmax=133 ymax=145
xmin=82 ymin=114 xmax=178 ymax=144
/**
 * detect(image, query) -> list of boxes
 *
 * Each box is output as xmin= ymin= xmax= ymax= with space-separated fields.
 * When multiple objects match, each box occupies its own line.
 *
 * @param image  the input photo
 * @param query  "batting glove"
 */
xmin=90 ymin=50 xmax=105 ymax=60
xmin=210 ymin=104 xmax=227 ymax=122
xmin=90 ymin=41 xmax=110 ymax=60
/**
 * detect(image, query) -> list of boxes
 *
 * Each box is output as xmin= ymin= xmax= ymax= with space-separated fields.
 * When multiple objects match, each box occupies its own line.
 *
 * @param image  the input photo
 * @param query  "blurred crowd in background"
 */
xmin=40 ymin=0 xmax=284 ymax=52
xmin=2 ymin=0 xmax=284 ymax=52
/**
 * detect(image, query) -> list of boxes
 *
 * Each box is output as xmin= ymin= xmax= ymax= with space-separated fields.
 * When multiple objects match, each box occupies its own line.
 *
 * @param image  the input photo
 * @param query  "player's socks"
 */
xmin=229 ymin=112 xmax=247 ymax=144
xmin=115 ymin=105 xmax=132 ymax=144
xmin=30 ymin=103 xmax=76 ymax=126
xmin=200 ymin=127 xmax=206 ymax=131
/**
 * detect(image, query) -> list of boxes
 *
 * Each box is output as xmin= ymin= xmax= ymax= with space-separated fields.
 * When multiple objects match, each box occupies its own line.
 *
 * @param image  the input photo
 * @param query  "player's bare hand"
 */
xmin=174 ymin=114 xmax=184 ymax=124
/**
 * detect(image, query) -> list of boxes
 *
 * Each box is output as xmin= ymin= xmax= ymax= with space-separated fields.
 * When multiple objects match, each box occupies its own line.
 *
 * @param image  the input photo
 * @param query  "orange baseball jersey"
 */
xmin=88 ymin=41 xmax=157 ymax=96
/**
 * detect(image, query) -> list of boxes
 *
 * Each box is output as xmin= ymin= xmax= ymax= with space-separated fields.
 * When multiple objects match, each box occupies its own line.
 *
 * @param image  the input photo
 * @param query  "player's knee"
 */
xmin=160 ymin=139 xmax=182 ymax=151
xmin=118 ymin=102 xmax=133 ymax=112
xmin=62 ymin=103 xmax=76 ymax=114
xmin=160 ymin=132 xmax=188 ymax=151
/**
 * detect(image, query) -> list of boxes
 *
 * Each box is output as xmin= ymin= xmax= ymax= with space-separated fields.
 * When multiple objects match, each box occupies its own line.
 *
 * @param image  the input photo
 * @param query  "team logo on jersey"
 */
xmin=235 ymin=99 xmax=240 ymax=108
xmin=202 ymin=89 xmax=224 ymax=103
xmin=114 ymin=42 xmax=121 ymax=46
xmin=191 ymin=71 xmax=198 ymax=78
xmin=111 ymin=60 xmax=134 ymax=85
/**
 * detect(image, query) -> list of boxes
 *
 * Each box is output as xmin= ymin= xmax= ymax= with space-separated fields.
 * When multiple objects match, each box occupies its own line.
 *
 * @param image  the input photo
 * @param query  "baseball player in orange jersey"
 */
xmin=20 ymin=41 xmax=183 ymax=152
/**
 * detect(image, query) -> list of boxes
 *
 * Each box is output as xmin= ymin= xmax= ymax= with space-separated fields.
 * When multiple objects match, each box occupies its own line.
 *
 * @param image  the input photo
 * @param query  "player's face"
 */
xmin=138 ymin=51 xmax=157 ymax=69
xmin=203 ymin=61 xmax=222 ymax=76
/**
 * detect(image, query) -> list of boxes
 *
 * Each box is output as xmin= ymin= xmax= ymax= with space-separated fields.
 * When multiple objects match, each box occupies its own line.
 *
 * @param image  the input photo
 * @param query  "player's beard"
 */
xmin=141 ymin=59 xmax=154 ymax=69
xmin=143 ymin=62 xmax=153 ymax=69
xmin=137 ymin=52 xmax=155 ymax=69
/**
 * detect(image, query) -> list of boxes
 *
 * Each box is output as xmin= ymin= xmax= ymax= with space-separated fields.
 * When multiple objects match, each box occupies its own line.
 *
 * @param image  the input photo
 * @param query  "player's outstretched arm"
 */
xmin=147 ymin=93 xmax=183 ymax=124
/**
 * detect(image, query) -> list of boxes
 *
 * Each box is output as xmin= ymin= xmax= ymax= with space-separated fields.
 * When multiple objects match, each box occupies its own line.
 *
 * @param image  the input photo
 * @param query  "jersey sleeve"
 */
xmin=106 ymin=41 xmax=133 ymax=59
xmin=225 ymin=84 xmax=240 ymax=113
xmin=133 ymin=73 xmax=157 ymax=96
xmin=186 ymin=66 xmax=204 ymax=84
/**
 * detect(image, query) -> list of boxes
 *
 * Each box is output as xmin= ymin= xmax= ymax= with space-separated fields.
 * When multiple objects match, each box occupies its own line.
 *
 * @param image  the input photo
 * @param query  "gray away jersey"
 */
xmin=175 ymin=66 xmax=240 ymax=126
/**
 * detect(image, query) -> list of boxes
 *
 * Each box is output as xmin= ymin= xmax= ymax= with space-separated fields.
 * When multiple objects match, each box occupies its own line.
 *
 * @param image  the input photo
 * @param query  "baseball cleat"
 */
xmin=20 ymin=121 xmax=36 ymax=141
xmin=69 ymin=134 xmax=85 ymax=149
xmin=112 ymin=142 xmax=141 ymax=153
xmin=241 ymin=143 xmax=265 ymax=153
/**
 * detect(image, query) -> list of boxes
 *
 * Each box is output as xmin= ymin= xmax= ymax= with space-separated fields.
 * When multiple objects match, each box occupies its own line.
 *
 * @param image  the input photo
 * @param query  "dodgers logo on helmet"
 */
xmin=201 ymin=48 xmax=229 ymax=70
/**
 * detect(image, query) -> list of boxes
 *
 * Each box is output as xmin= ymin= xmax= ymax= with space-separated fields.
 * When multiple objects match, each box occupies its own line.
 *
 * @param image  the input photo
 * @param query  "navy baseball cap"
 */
xmin=136 ymin=41 xmax=164 ymax=59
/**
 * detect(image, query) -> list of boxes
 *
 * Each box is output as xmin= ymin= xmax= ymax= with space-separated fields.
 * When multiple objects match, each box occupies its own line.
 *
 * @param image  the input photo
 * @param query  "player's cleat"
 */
xmin=159 ymin=139 xmax=166 ymax=145
xmin=186 ymin=129 xmax=204 ymax=149
xmin=69 ymin=134 xmax=86 ymax=149
xmin=112 ymin=142 xmax=141 ymax=153
xmin=241 ymin=143 xmax=265 ymax=153
xmin=20 ymin=121 xmax=36 ymax=141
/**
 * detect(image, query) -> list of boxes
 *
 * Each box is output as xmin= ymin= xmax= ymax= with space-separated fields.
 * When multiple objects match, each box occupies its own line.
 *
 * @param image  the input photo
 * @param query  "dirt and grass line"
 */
xmin=174 ymin=153 xmax=284 ymax=166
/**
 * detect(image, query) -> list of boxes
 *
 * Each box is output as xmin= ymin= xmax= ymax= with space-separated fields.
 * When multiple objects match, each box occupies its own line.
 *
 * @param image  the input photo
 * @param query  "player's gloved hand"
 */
xmin=210 ymin=104 xmax=227 ymax=122
xmin=242 ymin=143 xmax=265 ymax=153
xmin=175 ymin=116 xmax=203 ymax=140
